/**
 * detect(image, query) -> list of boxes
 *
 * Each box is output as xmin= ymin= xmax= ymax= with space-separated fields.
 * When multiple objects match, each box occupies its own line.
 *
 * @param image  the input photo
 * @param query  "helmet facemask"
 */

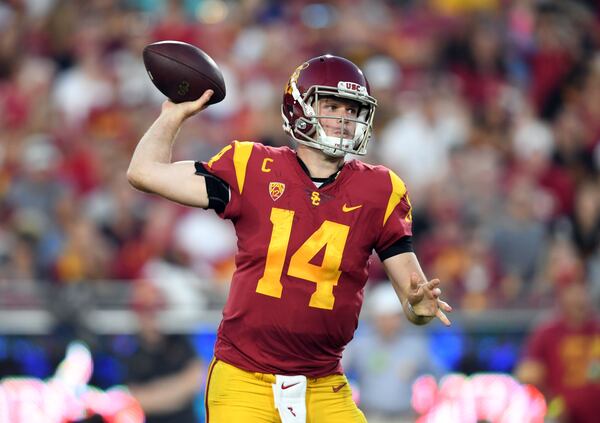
xmin=283 ymin=82 xmax=377 ymax=158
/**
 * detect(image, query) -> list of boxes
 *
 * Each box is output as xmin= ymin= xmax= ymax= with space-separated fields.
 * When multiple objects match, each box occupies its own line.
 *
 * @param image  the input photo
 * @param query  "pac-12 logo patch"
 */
xmin=269 ymin=182 xmax=285 ymax=201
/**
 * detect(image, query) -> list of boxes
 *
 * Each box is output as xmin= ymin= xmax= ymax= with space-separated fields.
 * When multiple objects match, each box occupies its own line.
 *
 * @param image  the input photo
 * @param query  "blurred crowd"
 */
xmin=1 ymin=0 xmax=600 ymax=314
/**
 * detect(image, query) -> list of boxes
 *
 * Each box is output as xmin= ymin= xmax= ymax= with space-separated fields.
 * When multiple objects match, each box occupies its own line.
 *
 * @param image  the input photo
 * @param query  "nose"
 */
xmin=340 ymin=109 xmax=353 ymax=118
xmin=336 ymin=110 xmax=348 ymax=121
xmin=338 ymin=115 xmax=351 ymax=127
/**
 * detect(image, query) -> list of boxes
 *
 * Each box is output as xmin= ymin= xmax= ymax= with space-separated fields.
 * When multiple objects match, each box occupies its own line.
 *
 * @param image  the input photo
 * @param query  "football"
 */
xmin=142 ymin=40 xmax=226 ymax=105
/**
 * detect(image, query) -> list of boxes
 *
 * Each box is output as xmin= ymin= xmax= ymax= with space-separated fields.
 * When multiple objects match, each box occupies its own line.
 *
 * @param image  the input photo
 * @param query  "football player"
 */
xmin=127 ymin=55 xmax=452 ymax=422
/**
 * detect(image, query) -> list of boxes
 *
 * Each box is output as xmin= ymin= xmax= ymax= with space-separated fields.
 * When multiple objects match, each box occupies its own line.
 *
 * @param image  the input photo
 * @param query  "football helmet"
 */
xmin=282 ymin=55 xmax=377 ymax=157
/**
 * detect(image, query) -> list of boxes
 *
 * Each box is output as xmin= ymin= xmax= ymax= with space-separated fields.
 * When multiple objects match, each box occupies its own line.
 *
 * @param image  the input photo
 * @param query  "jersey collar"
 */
xmin=295 ymin=155 xmax=343 ymax=189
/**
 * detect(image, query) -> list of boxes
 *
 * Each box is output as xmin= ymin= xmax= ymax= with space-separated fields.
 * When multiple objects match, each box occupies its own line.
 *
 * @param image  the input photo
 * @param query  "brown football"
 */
xmin=143 ymin=41 xmax=226 ymax=105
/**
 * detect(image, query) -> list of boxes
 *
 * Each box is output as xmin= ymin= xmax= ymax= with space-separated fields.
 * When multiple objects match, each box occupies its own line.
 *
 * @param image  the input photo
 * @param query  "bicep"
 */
xmin=129 ymin=160 xmax=209 ymax=208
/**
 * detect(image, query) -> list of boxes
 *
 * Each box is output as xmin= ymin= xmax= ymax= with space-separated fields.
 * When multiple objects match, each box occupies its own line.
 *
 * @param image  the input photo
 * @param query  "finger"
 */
xmin=426 ymin=279 xmax=440 ymax=289
xmin=436 ymin=309 xmax=451 ymax=326
xmin=193 ymin=89 xmax=214 ymax=109
xmin=407 ymin=285 xmax=424 ymax=304
xmin=177 ymin=90 xmax=214 ymax=117
xmin=423 ymin=284 xmax=440 ymax=300
xmin=423 ymin=279 xmax=442 ymax=299
xmin=410 ymin=273 xmax=420 ymax=291
xmin=438 ymin=299 xmax=453 ymax=312
xmin=407 ymin=291 xmax=424 ymax=305
xmin=200 ymin=89 xmax=214 ymax=102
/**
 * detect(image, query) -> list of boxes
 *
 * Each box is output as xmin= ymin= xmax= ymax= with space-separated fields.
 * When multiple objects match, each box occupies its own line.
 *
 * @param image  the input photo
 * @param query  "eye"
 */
xmin=346 ymin=106 xmax=360 ymax=117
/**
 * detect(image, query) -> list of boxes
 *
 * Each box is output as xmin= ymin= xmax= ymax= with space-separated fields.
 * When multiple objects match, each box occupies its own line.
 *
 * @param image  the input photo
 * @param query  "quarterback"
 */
xmin=127 ymin=55 xmax=452 ymax=422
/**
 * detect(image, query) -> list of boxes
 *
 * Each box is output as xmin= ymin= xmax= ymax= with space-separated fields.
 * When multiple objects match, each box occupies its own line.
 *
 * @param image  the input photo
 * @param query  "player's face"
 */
xmin=317 ymin=97 xmax=359 ymax=139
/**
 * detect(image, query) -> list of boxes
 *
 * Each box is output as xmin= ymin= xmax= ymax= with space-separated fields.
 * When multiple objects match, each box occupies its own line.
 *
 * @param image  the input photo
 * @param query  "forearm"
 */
xmin=384 ymin=252 xmax=435 ymax=326
xmin=127 ymin=111 xmax=184 ymax=189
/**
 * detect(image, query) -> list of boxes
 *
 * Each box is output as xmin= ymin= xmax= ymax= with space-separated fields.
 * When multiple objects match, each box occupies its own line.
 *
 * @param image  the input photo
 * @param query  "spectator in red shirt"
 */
xmin=515 ymin=274 xmax=600 ymax=423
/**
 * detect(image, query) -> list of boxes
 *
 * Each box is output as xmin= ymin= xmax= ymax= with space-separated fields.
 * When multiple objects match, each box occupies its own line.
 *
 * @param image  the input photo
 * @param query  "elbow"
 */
xmin=126 ymin=165 xmax=146 ymax=191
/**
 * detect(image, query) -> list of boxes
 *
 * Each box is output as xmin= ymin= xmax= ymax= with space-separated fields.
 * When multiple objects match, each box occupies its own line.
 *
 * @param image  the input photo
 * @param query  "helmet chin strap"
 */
xmin=315 ymin=125 xmax=353 ymax=157
xmin=319 ymin=138 xmax=350 ymax=157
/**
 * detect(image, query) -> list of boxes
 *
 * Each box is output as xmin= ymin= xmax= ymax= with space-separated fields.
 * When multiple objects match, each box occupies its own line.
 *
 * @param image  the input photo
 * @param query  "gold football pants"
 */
xmin=205 ymin=359 xmax=367 ymax=423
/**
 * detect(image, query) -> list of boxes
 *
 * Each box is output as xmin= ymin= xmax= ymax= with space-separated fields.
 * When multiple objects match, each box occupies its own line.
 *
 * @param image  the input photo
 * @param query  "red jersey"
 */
xmin=203 ymin=141 xmax=412 ymax=377
xmin=523 ymin=315 xmax=600 ymax=423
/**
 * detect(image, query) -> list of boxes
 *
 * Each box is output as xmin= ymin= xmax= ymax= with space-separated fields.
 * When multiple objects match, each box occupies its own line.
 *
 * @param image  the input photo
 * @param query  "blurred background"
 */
xmin=0 ymin=0 xmax=599 ymax=422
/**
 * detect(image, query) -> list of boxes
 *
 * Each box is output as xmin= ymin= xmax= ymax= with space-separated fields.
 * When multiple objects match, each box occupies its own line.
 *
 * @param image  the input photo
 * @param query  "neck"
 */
xmin=296 ymin=144 xmax=345 ymax=178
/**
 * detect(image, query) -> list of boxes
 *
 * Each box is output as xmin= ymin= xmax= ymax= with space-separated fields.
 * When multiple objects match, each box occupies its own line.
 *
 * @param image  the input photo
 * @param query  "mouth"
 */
xmin=333 ymin=130 xmax=352 ymax=138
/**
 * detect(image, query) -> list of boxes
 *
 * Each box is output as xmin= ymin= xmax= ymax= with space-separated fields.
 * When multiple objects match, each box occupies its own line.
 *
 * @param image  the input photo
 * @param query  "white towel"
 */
xmin=272 ymin=375 xmax=307 ymax=423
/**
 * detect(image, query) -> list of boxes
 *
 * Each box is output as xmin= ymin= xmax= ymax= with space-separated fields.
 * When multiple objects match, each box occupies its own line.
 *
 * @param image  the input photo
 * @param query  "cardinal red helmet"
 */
xmin=281 ymin=55 xmax=377 ymax=157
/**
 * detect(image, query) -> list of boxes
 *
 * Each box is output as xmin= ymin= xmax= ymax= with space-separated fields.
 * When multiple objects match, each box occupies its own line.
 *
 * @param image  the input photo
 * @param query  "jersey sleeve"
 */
xmin=201 ymin=140 xmax=255 ymax=220
xmin=374 ymin=169 xmax=413 ymax=256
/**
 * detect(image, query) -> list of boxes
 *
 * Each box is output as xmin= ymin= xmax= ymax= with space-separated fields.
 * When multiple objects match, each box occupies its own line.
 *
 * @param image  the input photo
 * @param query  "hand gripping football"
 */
xmin=143 ymin=40 xmax=226 ymax=105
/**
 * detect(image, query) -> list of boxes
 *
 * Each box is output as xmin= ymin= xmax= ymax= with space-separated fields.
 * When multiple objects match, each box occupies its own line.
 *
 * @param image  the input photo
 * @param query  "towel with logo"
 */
xmin=272 ymin=375 xmax=307 ymax=423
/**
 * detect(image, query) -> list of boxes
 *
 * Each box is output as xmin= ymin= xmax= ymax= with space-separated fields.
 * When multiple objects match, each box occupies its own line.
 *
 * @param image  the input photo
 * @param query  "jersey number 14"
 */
xmin=256 ymin=207 xmax=350 ymax=310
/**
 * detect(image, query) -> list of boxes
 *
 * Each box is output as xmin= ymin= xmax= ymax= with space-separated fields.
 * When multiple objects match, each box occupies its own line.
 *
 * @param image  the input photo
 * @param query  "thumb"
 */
xmin=407 ymin=272 xmax=424 ymax=304
xmin=191 ymin=90 xmax=215 ymax=112
xmin=184 ymin=89 xmax=214 ymax=115
xmin=193 ymin=89 xmax=214 ymax=108
xmin=410 ymin=272 xmax=420 ymax=291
